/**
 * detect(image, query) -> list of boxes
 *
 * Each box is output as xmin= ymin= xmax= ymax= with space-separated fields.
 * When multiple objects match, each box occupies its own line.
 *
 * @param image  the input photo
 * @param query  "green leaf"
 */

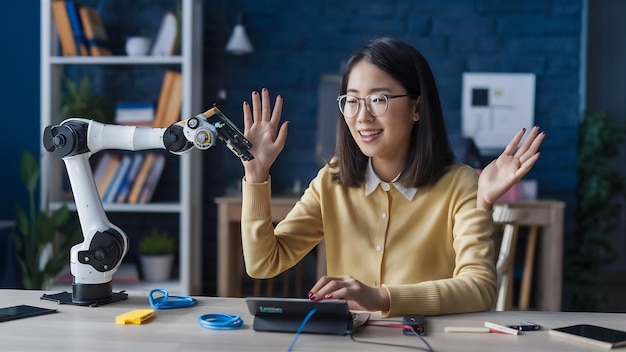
xmin=13 ymin=150 xmax=81 ymax=289
xmin=20 ymin=151 xmax=39 ymax=195
xmin=16 ymin=206 xmax=30 ymax=239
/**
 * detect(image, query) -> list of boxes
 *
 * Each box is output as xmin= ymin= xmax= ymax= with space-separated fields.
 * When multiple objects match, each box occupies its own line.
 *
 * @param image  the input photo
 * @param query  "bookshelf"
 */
xmin=40 ymin=0 xmax=204 ymax=295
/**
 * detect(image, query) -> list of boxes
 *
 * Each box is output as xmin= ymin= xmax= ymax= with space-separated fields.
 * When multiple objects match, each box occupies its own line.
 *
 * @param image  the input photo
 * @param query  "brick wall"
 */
xmin=208 ymin=0 xmax=582 ymax=212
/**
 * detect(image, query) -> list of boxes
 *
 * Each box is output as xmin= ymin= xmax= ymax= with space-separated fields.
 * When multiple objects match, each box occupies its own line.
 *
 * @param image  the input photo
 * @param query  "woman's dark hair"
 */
xmin=332 ymin=37 xmax=454 ymax=188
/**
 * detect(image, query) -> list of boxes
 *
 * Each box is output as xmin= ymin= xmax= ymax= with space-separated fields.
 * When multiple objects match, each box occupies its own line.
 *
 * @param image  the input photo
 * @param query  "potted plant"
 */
xmin=61 ymin=75 xmax=114 ymax=124
xmin=565 ymin=110 xmax=626 ymax=311
xmin=138 ymin=228 xmax=176 ymax=282
xmin=12 ymin=151 xmax=82 ymax=289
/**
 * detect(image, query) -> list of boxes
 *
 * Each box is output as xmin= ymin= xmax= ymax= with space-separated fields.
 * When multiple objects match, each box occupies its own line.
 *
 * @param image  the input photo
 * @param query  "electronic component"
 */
xmin=506 ymin=321 xmax=541 ymax=331
xmin=402 ymin=314 xmax=425 ymax=335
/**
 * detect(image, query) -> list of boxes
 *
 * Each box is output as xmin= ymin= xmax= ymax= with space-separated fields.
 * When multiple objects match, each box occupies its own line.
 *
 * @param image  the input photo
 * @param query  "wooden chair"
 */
xmin=492 ymin=204 xmax=539 ymax=311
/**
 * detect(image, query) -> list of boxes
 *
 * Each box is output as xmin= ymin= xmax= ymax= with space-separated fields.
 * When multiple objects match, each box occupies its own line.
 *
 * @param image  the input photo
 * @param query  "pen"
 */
xmin=484 ymin=321 xmax=520 ymax=335
xmin=444 ymin=326 xmax=491 ymax=333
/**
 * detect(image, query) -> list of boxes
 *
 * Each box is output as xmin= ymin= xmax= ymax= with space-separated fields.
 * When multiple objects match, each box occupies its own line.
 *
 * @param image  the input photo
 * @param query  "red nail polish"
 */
xmin=310 ymin=295 xmax=316 ymax=301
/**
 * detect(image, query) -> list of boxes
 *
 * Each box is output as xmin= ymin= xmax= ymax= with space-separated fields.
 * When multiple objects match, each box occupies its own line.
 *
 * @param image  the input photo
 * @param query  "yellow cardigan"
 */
xmin=241 ymin=162 xmax=497 ymax=317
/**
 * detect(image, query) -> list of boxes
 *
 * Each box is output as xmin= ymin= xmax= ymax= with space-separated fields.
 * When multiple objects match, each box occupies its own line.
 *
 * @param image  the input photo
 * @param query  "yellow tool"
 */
xmin=115 ymin=309 xmax=155 ymax=325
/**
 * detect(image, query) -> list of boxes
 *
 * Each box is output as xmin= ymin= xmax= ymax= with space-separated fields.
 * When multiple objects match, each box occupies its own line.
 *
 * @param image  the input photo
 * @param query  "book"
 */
xmin=92 ymin=152 xmax=112 ymax=187
xmin=78 ymin=5 xmax=111 ymax=56
xmin=115 ymin=153 xmax=145 ymax=203
xmin=161 ymin=71 xmax=183 ymax=127
xmin=152 ymin=72 xmax=174 ymax=128
xmin=153 ymin=71 xmax=183 ymax=128
xmin=103 ymin=154 xmax=132 ymax=203
xmin=151 ymin=12 xmax=178 ymax=56
xmin=65 ymin=0 xmax=88 ymax=55
xmin=51 ymin=0 xmax=78 ymax=56
xmin=127 ymin=153 xmax=156 ymax=204
xmin=95 ymin=153 xmax=121 ymax=198
xmin=138 ymin=153 xmax=166 ymax=203
xmin=115 ymin=102 xmax=155 ymax=126
xmin=160 ymin=71 xmax=183 ymax=127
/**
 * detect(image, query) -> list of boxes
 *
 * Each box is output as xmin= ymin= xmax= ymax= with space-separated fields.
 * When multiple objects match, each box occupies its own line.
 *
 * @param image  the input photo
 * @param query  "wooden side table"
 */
xmin=215 ymin=197 xmax=298 ymax=297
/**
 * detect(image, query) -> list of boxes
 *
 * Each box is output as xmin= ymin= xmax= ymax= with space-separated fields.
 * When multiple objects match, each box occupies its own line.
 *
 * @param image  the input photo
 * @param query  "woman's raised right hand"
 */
xmin=241 ymin=88 xmax=289 ymax=183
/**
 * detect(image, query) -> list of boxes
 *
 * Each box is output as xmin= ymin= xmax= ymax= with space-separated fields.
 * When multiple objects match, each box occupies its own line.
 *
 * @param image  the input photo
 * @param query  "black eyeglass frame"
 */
xmin=336 ymin=93 xmax=409 ymax=118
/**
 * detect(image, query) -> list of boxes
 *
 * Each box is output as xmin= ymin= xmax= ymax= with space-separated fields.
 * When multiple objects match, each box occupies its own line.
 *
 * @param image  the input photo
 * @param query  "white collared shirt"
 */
xmin=364 ymin=158 xmax=417 ymax=201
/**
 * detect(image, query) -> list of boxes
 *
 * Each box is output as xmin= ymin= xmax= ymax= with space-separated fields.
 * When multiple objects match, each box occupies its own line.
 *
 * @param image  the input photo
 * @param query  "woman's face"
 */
xmin=344 ymin=60 xmax=419 ymax=166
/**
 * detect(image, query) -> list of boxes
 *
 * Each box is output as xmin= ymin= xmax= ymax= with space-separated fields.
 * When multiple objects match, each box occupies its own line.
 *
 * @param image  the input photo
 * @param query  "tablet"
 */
xmin=0 ymin=305 xmax=58 ymax=322
xmin=549 ymin=324 xmax=626 ymax=349
xmin=245 ymin=297 xmax=370 ymax=335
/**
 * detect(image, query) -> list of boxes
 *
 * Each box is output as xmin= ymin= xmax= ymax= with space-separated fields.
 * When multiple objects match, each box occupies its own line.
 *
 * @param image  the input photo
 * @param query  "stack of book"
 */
xmin=93 ymin=152 xmax=166 ymax=204
xmin=51 ymin=0 xmax=111 ymax=56
xmin=115 ymin=102 xmax=155 ymax=126
xmin=51 ymin=1 xmax=178 ymax=57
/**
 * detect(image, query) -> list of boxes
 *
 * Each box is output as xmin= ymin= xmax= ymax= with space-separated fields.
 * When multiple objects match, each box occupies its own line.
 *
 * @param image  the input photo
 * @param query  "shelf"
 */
xmin=50 ymin=201 xmax=184 ymax=213
xmin=49 ymin=56 xmax=184 ymax=65
xmin=40 ymin=0 xmax=204 ymax=296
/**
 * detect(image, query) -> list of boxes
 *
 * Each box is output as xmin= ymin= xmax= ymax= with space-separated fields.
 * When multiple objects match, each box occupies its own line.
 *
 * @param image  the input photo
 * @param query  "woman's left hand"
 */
xmin=308 ymin=275 xmax=390 ymax=312
xmin=477 ymin=125 xmax=545 ymax=210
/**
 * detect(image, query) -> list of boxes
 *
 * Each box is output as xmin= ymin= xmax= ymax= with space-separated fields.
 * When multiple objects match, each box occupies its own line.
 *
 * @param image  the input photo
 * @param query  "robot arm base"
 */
xmin=41 ymin=288 xmax=128 ymax=307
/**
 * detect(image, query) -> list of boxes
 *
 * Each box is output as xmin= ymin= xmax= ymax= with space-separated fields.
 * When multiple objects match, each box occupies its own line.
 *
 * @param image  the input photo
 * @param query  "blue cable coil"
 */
xmin=148 ymin=288 xmax=197 ymax=309
xmin=198 ymin=314 xmax=244 ymax=330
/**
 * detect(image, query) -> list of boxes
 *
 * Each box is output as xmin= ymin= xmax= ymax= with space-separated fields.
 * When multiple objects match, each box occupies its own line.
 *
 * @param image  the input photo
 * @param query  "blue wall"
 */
xmin=0 ymin=0 xmax=583 ymax=297
xmin=1 ymin=2 xmax=41 ymax=220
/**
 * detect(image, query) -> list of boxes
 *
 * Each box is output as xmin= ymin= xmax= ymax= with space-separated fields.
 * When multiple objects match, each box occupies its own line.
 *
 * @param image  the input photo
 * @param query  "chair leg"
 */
xmin=519 ymin=226 xmax=538 ymax=310
xmin=495 ymin=222 xmax=519 ymax=311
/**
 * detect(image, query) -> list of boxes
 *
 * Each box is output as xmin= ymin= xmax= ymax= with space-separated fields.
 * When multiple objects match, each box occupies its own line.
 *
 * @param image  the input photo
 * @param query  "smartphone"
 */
xmin=549 ymin=324 xmax=626 ymax=349
xmin=0 ymin=305 xmax=58 ymax=322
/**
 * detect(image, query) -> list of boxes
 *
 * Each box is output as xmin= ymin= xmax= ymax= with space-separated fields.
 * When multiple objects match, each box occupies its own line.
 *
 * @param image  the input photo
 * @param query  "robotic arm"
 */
xmin=42 ymin=106 xmax=252 ymax=305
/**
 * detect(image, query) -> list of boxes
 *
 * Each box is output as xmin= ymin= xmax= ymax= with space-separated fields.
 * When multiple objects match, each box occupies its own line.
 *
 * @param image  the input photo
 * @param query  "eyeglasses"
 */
xmin=337 ymin=93 xmax=409 ymax=118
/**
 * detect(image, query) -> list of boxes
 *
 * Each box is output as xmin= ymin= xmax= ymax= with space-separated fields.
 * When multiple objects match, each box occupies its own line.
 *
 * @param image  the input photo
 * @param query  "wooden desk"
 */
xmin=215 ymin=197 xmax=565 ymax=311
xmin=2 ymin=289 xmax=624 ymax=351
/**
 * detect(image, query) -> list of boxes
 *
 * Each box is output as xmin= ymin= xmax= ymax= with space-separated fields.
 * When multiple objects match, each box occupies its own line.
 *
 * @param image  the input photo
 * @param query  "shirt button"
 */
xmin=381 ymin=212 xmax=387 ymax=219
xmin=375 ymin=245 xmax=382 ymax=251
xmin=381 ymin=182 xmax=390 ymax=191
xmin=372 ymin=281 xmax=378 ymax=287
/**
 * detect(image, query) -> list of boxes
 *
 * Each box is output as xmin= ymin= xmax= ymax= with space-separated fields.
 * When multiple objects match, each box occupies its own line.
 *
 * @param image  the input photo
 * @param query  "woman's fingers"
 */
xmin=499 ymin=127 xmax=525 ymax=158
xmin=261 ymin=88 xmax=271 ymax=121
xmin=251 ymin=90 xmax=262 ymax=122
xmin=242 ymin=100 xmax=252 ymax=132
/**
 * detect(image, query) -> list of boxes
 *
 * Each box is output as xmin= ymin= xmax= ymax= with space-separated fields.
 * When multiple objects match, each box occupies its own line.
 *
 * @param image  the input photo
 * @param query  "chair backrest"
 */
xmin=492 ymin=204 xmax=524 ymax=311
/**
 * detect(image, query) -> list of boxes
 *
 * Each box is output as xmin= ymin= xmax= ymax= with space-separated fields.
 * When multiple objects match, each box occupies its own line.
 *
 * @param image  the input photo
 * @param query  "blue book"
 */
xmin=65 ymin=0 xmax=88 ymax=55
xmin=115 ymin=153 xmax=145 ymax=203
xmin=103 ymin=154 xmax=132 ymax=203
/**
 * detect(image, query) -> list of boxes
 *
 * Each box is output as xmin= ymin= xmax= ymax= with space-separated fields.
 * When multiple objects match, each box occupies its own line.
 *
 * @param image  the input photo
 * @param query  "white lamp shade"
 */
xmin=225 ymin=24 xmax=253 ymax=55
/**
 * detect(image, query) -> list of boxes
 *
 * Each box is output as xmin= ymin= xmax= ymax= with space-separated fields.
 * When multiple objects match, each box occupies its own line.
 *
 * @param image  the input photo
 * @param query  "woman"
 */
xmin=239 ymin=37 xmax=544 ymax=317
